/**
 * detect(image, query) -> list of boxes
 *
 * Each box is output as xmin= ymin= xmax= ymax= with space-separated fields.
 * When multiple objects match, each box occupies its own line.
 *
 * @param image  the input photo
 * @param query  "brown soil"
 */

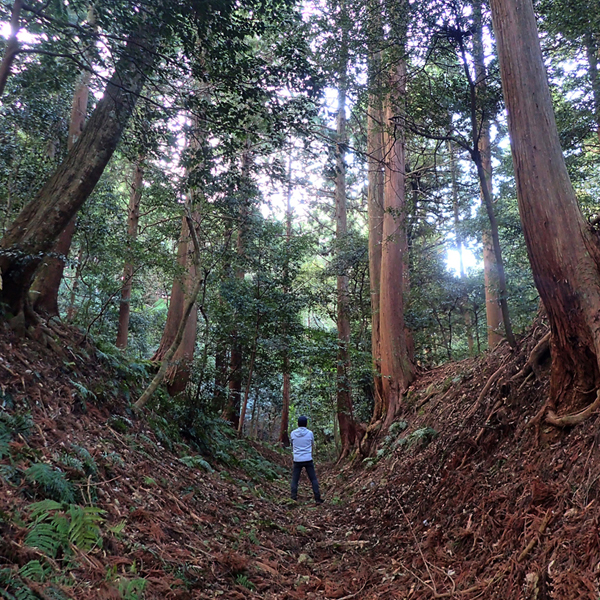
xmin=1 ymin=319 xmax=600 ymax=599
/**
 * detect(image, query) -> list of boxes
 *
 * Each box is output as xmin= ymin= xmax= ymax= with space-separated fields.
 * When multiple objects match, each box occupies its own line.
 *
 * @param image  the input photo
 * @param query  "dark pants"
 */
xmin=291 ymin=460 xmax=321 ymax=501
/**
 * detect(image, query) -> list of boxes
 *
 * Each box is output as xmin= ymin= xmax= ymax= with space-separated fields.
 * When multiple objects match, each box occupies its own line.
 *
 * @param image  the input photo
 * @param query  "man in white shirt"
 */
xmin=290 ymin=416 xmax=323 ymax=505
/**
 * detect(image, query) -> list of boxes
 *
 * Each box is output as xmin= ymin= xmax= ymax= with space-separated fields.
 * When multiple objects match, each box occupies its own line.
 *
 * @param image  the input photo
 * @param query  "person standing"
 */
xmin=290 ymin=415 xmax=323 ymax=505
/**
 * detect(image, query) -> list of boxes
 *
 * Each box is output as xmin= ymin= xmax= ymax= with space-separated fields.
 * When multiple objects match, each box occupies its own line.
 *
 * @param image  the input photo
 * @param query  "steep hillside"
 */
xmin=1 ymin=320 xmax=599 ymax=600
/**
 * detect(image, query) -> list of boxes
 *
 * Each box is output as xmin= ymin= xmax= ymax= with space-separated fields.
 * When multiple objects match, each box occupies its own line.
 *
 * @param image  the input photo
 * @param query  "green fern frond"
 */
xmin=25 ymin=464 xmax=76 ymax=503
xmin=0 ymin=431 xmax=10 ymax=459
xmin=25 ymin=501 xmax=104 ymax=558
xmin=178 ymin=455 xmax=214 ymax=473
xmin=0 ymin=465 xmax=22 ymax=485
xmin=71 ymin=446 xmax=97 ymax=474
xmin=19 ymin=560 xmax=50 ymax=583
xmin=25 ymin=522 xmax=65 ymax=558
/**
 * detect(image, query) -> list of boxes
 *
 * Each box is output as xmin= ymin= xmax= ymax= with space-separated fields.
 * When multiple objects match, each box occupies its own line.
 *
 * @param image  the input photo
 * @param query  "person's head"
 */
xmin=298 ymin=415 xmax=308 ymax=427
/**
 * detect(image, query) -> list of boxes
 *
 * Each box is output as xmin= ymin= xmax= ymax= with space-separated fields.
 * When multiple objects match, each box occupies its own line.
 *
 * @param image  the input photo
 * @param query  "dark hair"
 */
xmin=298 ymin=416 xmax=308 ymax=427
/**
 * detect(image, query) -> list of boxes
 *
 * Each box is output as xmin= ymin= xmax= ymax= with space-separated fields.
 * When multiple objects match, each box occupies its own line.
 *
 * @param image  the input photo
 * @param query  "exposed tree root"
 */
xmin=466 ymin=361 xmax=508 ymax=419
xmin=546 ymin=390 xmax=600 ymax=427
xmin=510 ymin=331 xmax=551 ymax=384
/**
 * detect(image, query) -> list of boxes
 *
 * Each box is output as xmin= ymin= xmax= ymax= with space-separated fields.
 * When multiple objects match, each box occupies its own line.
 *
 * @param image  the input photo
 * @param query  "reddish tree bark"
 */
xmin=0 ymin=25 xmax=160 ymax=320
xmin=471 ymin=1 xmax=515 ymax=348
xmin=334 ymin=21 xmax=357 ymax=460
xmin=379 ymin=59 xmax=414 ymax=428
xmin=366 ymin=5 xmax=385 ymax=423
xmin=152 ymin=214 xmax=198 ymax=395
xmin=31 ymin=68 xmax=92 ymax=316
xmin=490 ymin=0 xmax=600 ymax=415
xmin=115 ymin=161 xmax=144 ymax=349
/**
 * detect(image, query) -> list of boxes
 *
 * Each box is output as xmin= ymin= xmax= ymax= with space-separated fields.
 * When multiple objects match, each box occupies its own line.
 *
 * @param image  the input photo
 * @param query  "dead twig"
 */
xmin=517 ymin=510 xmax=551 ymax=562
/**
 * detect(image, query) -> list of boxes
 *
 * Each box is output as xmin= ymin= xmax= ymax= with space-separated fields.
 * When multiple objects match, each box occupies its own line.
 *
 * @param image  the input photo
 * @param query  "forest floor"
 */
xmin=1 ymin=318 xmax=600 ymax=599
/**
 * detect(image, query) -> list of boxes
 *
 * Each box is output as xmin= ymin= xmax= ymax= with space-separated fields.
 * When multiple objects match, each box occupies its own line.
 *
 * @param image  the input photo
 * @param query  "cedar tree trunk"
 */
xmin=115 ymin=161 xmax=144 ymax=348
xmin=31 ymin=68 xmax=92 ymax=316
xmin=471 ymin=1 xmax=515 ymax=347
xmin=0 ymin=25 xmax=159 ymax=319
xmin=152 ymin=214 xmax=198 ymax=395
xmin=379 ymin=59 xmax=414 ymax=428
xmin=490 ymin=0 xmax=600 ymax=413
xmin=334 ymin=23 xmax=357 ymax=460
xmin=367 ymin=19 xmax=385 ymax=422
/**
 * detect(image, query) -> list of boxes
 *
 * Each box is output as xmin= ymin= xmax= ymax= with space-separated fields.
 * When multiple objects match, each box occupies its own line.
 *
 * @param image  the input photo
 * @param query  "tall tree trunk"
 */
xmin=0 ymin=24 xmax=160 ymax=320
xmin=366 ymin=2 xmax=385 ymax=423
xmin=222 ymin=151 xmax=252 ymax=428
xmin=134 ymin=215 xmax=203 ymax=411
xmin=152 ymin=213 xmax=198 ymax=396
xmin=380 ymin=58 xmax=414 ymax=428
xmin=584 ymin=33 xmax=600 ymax=144
xmin=448 ymin=140 xmax=475 ymax=355
xmin=335 ymin=14 xmax=357 ymax=460
xmin=238 ymin=313 xmax=259 ymax=436
xmin=489 ymin=0 xmax=600 ymax=416
xmin=471 ymin=0 xmax=515 ymax=348
xmin=278 ymin=160 xmax=293 ymax=447
xmin=0 ymin=0 xmax=23 ymax=97
xmin=30 ymin=65 xmax=93 ymax=316
xmin=115 ymin=160 xmax=144 ymax=348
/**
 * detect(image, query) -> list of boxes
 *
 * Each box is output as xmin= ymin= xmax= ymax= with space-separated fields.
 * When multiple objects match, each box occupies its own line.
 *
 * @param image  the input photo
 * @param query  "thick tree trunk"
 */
xmin=0 ymin=25 xmax=159 ymax=319
xmin=152 ymin=216 xmax=192 ymax=360
xmin=334 ymin=28 xmax=357 ymax=460
xmin=222 ymin=340 xmax=242 ymax=429
xmin=367 ymin=34 xmax=385 ymax=422
xmin=490 ymin=0 xmax=600 ymax=413
xmin=134 ymin=215 xmax=203 ymax=411
xmin=30 ymin=68 xmax=92 ymax=316
xmin=152 ymin=213 xmax=198 ymax=395
xmin=115 ymin=161 xmax=143 ymax=349
xmin=0 ymin=0 xmax=23 ymax=97
xmin=213 ymin=345 xmax=229 ymax=411
xmin=380 ymin=59 xmax=414 ymax=428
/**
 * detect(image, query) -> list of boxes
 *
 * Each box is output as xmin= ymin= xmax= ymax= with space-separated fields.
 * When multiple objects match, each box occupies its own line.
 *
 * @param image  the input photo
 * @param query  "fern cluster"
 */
xmin=0 ymin=412 xmax=33 ymax=459
xmin=24 ymin=464 xmax=76 ymax=504
xmin=0 ymin=564 xmax=74 ymax=600
xmin=25 ymin=500 xmax=105 ymax=558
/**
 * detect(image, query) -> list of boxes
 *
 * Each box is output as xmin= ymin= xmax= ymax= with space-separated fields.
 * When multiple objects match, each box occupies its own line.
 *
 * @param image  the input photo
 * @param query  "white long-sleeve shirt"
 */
xmin=290 ymin=427 xmax=314 ymax=462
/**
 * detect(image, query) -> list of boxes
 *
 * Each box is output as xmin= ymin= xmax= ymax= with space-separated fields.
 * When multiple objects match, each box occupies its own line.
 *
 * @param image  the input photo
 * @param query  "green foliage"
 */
xmin=0 ymin=568 xmax=38 ymax=600
xmin=25 ymin=500 xmax=104 ymax=558
xmin=178 ymin=455 xmax=214 ymax=473
xmin=25 ymin=464 xmax=76 ymax=504
xmin=0 ymin=412 xmax=33 ymax=459
xmin=19 ymin=561 xmax=51 ymax=583
xmin=234 ymin=574 xmax=255 ymax=591
xmin=116 ymin=578 xmax=147 ymax=600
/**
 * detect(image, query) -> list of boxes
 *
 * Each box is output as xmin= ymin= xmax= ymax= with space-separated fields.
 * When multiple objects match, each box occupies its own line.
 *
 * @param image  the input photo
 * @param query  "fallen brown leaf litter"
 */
xmin=1 ymin=319 xmax=600 ymax=599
